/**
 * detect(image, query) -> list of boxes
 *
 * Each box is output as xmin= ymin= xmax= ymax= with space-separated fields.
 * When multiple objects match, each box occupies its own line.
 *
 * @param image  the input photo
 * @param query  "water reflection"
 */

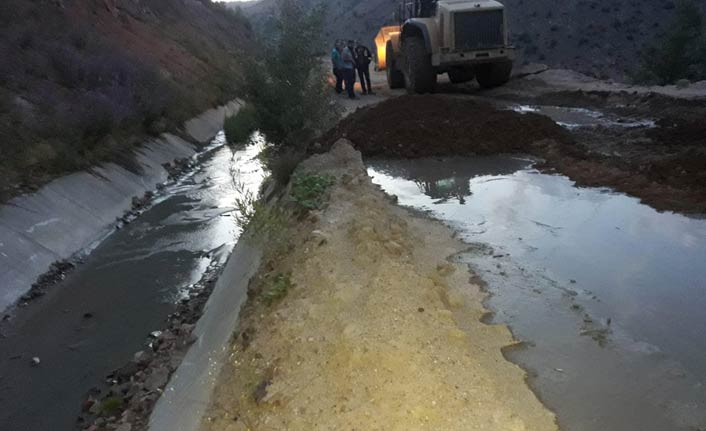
xmin=367 ymin=156 xmax=706 ymax=431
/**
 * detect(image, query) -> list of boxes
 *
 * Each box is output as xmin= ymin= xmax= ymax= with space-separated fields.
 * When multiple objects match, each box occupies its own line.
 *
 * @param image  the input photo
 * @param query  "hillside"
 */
xmin=238 ymin=0 xmax=704 ymax=81
xmin=0 ymin=0 xmax=252 ymax=201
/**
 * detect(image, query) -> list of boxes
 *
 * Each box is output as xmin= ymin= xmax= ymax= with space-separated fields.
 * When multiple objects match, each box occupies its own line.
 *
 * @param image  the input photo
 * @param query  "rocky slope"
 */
xmin=238 ymin=0 xmax=704 ymax=80
xmin=0 ymin=0 xmax=252 ymax=201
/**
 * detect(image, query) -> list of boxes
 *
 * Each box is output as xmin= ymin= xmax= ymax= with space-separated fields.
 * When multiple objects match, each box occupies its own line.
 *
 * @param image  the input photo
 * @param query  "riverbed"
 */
xmin=368 ymin=155 xmax=706 ymax=431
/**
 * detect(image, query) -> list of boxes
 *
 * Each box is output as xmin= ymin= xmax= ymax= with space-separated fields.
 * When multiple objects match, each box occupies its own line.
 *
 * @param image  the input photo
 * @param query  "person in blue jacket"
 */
xmin=331 ymin=41 xmax=344 ymax=94
xmin=341 ymin=40 xmax=358 ymax=99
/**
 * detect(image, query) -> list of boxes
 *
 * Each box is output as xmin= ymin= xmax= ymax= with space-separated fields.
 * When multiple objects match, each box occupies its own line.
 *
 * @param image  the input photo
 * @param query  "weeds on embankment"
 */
xmin=261 ymin=273 xmax=295 ymax=306
xmin=291 ymin=172 xmax=335 ymax=210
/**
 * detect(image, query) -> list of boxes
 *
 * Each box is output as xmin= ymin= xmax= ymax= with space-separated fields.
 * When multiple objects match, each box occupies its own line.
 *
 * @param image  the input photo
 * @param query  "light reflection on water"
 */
xmin=367 ymin=156 xmax=706 ymax=431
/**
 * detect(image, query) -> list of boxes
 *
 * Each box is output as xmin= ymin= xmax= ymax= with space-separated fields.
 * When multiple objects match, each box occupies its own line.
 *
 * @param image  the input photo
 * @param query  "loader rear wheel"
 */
xmin=386 ymin=42 xmax=405 ymax=89
xmin=475 ymin=61 xmax=513 ymax=89
xmin=448 ymin=68 xmax=475 ymax=84
xmin=403 ymin=37 xmax=436 ymax=94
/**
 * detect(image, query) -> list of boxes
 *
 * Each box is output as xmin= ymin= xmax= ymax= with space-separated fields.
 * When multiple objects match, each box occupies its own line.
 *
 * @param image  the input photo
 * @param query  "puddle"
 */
xmin=367 ymin=156 xmax=706 ymax=431
xmin=509 ymin=104 xmax=656 ymax=129
xmin=0 ymin=133 xmax=265 ymax=431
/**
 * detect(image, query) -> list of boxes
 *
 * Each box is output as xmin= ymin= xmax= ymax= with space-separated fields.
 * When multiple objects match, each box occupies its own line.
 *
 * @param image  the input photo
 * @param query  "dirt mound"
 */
xmin=322 ymin=94 xmax=706 ymax=214
xmin=321 ymin=95 xmax=573 ymax=158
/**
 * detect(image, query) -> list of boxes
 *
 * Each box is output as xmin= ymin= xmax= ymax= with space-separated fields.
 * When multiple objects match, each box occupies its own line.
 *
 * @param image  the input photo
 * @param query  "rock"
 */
xmin=144 ymin=366 xmax=170 ymax=391
xmin=675 ymin=79 xmax=690 ymax=89
xmin=81 ymin=399 xmax=95 ymax=412
xmin=30 ymin=357 xmax=41 ymax=366
xmin=133 ymin=350 xmax=152 ymax=365
xmin=115 ymin=422 xmax=132 ymax=431
xmin=252 ymin=379 xmax=270 ymax=404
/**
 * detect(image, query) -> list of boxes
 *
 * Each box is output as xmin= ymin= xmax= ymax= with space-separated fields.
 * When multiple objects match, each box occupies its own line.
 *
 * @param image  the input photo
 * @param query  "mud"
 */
xmin=199 ymin=140 xmax=558 ymax=431
xmin=321 ymin=95 xmax=573 ymax=158
xmin=320 ymin=94 xmax=706 ymax=214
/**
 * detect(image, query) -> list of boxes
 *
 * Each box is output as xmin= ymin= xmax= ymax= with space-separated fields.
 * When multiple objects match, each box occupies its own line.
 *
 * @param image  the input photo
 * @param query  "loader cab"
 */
xmin=397 ymin=0 xmax=438 ymax=21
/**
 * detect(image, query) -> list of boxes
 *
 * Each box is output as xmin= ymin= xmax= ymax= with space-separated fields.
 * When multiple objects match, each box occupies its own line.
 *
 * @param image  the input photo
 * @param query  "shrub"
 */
xmin=632 ymin=0 xmax=706 ymax=84
xmin=291 ymin=172 xmax=335 ymax=210
xmin=224 ymin=105 xmax=258 ymax=144
xmin=262 ymin=273 xmax=294 ymax=305
xmin=239 ymin=0 xmax=337 ymax=151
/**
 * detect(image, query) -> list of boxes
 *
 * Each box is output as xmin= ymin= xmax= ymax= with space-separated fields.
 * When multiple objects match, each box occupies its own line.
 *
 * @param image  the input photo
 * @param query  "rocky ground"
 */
xmin=199 ymin=140 xmax=558 ymax=430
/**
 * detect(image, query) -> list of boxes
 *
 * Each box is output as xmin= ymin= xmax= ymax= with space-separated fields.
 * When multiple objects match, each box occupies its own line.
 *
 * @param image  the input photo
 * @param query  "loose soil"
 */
xmin=320 ymin=95 xmax=706 ymax=214
xmin=200 ymin=141 xmax=558 ymax=431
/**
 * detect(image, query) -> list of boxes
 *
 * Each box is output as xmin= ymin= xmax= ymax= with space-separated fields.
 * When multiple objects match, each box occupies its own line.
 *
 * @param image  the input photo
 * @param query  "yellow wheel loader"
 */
xmin=375 ymin=0 xmax=515 ymax=93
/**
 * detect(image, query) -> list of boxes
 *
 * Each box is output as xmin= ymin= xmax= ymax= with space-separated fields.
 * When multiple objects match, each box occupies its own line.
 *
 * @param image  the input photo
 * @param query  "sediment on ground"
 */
xmin=319 ymin=95 xmax=706 ymax=214
xmin=199 ymin=140 xmax=558 ymax=431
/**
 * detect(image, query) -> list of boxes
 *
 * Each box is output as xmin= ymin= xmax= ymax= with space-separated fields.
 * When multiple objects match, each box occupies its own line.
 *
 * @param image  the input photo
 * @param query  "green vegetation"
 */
xmin=291 ymin=172 xmax=335 ymax=210
xmin=238 ymin=0 xmax=338 ymax=183
xmin=0 ymin=0 xmax=252 ymax=202
xmin=632 ymin=0 xmax=706 ymax=85
xmin=99 ymin=396 xmax=124 ymax=416
xmin=224 ymin=106 xmax=259 ymax=145
xmin=262 ymin=273 xmax=295 ymax=305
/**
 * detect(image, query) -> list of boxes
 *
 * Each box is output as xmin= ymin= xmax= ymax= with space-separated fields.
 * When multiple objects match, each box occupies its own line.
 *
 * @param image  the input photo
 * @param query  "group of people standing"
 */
xmin=331 ymin=39 xmax=375 ymax=99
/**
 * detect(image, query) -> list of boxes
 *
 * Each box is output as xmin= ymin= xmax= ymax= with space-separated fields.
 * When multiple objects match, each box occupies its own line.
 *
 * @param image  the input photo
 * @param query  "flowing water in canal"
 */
xmin=0 ymin=133 xmax=264 ymax=431
xmin=368 ymin=156 xmax=706 ymax=431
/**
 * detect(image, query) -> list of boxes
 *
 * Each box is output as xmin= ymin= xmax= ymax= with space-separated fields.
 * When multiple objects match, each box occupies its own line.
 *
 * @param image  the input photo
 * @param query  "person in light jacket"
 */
xmin=341 ymin=40 xmax=358 ymax=99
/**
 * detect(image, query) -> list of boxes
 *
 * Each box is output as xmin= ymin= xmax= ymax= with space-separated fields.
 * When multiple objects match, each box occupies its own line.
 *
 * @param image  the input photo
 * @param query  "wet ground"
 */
xmin=0 ymin=133 xmax=264 ymax=431
xmin=368 ymin=156 xmax=706 ymax=431
xmin=324 ymin=93 xmax=706 ymax=214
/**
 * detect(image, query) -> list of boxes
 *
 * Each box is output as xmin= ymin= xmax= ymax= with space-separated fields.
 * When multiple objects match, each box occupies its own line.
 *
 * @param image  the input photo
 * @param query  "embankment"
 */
xmin=0 ymin=100 xmax=242 ymax=312
xmin=192 ymin=140 xmax=558 ymax=430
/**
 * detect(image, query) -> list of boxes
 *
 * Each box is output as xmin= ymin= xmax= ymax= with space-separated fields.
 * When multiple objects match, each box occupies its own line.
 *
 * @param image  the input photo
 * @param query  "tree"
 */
xmin=239 ymin=0 xmax=336 ymax=149
xmin=633 ymin=0 xmax=706 ymax=85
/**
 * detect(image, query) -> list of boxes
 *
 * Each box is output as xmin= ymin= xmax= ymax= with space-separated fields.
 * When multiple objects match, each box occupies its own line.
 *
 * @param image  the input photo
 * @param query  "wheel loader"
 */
xmin=375 ymin=0 xmax=515 ymax=93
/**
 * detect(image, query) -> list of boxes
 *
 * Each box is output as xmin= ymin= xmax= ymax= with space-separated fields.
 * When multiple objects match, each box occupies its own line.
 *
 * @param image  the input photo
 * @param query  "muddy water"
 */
xmin=0 ymin=133 xmax=264 ymax=431
xmin=509 ymin=104 xmax=656 ymax=129
xmin=368 ymin=156 xmax=706 ymax=431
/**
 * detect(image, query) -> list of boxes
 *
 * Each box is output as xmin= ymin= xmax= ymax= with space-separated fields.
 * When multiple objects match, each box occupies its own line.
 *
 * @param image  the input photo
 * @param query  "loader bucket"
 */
xmin=375 ymin=25 xmax=401 ymax=70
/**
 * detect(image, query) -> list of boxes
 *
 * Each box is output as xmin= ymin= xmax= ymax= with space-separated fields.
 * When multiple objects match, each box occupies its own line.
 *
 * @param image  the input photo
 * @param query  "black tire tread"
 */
xmin=475 ymin=61 xmax=513 ymax=89
xmin=403 ymin=37 xmax=436 ymax=94
xmin=386 ymin=43 xmax=405 ymax=89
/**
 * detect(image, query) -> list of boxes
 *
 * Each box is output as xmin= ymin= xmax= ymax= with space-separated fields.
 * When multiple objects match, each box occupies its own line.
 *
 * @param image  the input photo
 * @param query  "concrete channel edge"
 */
xmin=0 ymin=99 xmax=243 ymax=312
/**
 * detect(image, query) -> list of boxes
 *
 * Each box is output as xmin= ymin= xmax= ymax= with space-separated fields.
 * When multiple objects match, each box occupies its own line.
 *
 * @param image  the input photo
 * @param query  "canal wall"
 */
xmin=0 ymin=100 xmax=243 ymax=312
xmin=148 ymin=236 xmax=263 ymax=431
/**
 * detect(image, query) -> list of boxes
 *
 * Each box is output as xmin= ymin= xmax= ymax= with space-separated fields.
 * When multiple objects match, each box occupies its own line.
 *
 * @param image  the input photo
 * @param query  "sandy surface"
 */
xmin=198 ymin=140 xmax=557 ymax=431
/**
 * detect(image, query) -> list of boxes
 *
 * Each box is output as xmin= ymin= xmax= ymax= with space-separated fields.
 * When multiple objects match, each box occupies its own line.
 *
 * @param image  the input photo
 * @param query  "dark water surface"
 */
xmin=0 ymin=134 xmax=264 ymax=431
xmin=368 ymin=156 xmax=706 ymax=431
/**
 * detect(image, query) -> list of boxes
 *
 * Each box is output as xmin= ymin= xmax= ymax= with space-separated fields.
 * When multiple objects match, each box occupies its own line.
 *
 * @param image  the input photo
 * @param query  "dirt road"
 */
xmin=200 ymin=140 xmax=558 ymax=430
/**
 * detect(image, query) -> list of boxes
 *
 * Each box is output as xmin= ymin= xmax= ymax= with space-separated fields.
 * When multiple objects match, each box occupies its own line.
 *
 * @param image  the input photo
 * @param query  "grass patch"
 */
xmin=291 ymin=172 xmax=335 ymax=210
xmin=99 ymin=396 xmax=124 ymax=416
xmin=262 ymin=273 xmax=294 ymax=305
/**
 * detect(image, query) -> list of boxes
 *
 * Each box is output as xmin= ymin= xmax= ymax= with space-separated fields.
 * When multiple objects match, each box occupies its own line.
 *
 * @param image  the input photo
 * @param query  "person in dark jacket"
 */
xmin=354 ymin=42 xmax=375 ymax=95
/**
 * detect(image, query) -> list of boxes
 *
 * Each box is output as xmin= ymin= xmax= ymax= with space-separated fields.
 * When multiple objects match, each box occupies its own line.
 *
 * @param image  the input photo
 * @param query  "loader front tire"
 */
xmin=386 ymin=42 xmax=405 ymax=89
xmin=403 ymin=37 xmax=436 ymax=94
